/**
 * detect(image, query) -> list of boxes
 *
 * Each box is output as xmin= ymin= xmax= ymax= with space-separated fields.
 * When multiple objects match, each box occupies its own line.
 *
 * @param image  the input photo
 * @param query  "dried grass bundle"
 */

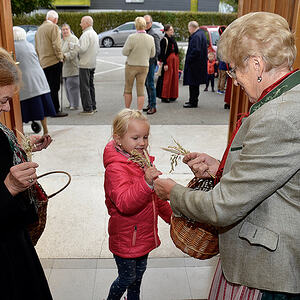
xmin=128 ymin=149 xmax=152 ymax=168
xmin=16 ymin=129 xmax=33 ymax=162
xmin=162 ymin=138 xmax=215 ymax=178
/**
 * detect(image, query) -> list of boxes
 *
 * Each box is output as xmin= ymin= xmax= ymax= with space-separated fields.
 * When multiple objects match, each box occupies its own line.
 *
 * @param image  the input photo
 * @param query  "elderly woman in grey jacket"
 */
xmin=13 ymin=26 xmax=56 ymax=135
xmin=122 ymin=17 xmax=155 ymax=111
xmin=61 ymin=23 xmax=80 ymax=110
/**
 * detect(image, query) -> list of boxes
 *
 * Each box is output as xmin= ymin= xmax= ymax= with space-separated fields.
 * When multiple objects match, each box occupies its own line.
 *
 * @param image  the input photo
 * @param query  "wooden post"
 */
xmin=0 ymin=0 xmax=23 ymax=135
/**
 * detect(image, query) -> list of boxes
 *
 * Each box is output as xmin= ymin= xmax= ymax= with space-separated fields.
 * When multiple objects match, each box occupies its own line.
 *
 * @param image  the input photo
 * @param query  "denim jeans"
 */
xmin=145 ymin=62 xmax=157 ymax=108
xmin=107 ymin=254 xmax=148 ymax=300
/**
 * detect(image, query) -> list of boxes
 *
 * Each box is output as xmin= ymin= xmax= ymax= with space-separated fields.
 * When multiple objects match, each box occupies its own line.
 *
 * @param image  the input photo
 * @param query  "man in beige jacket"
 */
xmin=35 ymin=10 xmax=67 ymax=117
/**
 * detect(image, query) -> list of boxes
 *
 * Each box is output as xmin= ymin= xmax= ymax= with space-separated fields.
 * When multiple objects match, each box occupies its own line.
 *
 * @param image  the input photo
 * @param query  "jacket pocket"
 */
xmin=239 ymin=221 xmax=279 ymax=251
xmin=132 ymin=226 xmax=137 ymax=247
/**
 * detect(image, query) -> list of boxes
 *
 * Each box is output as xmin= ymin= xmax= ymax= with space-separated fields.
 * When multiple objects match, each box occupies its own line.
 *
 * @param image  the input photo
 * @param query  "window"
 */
xmin=118 ymin=23 xmax=135 ymax=31
xmin=125 ymin=0 xmax=144 ymax=2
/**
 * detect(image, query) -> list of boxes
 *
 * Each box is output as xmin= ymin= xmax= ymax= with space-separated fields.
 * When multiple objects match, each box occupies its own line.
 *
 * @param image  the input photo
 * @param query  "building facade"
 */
xmin=55 ymin=0 xmax=220 ymax=11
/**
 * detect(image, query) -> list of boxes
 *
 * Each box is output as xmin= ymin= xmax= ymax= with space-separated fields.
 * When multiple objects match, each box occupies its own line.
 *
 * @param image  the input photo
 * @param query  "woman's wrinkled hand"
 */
xmin=164 ymin=65 xmax=168 ymax=71
xmin=154 ymin=178 xmax=177 ymax=200
xmin=4 ymin=162 xmax=39 ymax=196
xmin=183 ymin=152 xmax=220 ymax=179
xmin=144 ymin=166 xmax=162 ymax=186
xmin=30 ymin=134 xmax=52 ymax=152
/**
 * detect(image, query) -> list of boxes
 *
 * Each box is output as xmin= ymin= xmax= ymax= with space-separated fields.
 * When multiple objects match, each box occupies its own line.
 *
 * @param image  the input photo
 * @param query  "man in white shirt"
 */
xmin=76 ymin=16 xmax=99 ymax=115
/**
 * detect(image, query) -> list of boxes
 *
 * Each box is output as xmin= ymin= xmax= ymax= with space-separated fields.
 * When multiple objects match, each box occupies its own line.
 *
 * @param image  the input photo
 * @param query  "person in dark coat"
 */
xmin=183 ymin=21 xmax=208 ymax=108
xmin=0 ymin=47 xmax=53 ymax=299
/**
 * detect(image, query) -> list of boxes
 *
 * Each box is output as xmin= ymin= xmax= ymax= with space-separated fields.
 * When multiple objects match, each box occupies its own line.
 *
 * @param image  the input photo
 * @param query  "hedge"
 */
xmin=13 ymin=11 xmax=237 ymax=41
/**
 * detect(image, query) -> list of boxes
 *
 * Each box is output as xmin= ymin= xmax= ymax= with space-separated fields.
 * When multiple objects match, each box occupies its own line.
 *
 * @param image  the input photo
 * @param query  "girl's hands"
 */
xmin=4 ymin=162 xmax=39 ymax=196
xmin=183 ymin=152 xmax=220 ymax=178
xmin=144 ymin=166 xmax=162 ymax=186
xmin=30 ymin=134 xmax=52 ymax=152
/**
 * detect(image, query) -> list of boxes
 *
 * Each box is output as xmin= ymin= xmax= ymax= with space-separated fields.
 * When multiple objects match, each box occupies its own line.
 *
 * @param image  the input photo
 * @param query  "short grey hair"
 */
xmin=82 ymin=16 xmax=93 ymax=26
xmin=46 ymin=10 xmax=58 ymax=20
xmin=13 ymin=26 xmax=27 ymax=41
xmin=188 ymin=21 xmax=199 ymax=28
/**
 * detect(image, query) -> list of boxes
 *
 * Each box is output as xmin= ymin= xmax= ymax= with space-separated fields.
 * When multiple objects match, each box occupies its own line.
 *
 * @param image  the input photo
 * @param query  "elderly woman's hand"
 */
xmin=183 ymin=152 xmax=220 ymax=178
xmin=30 ymin=135 xmax=52 ymax=152
xmin=4 ymin=162 xmax=39 ymax=196
xmin=154 ymin=178 xmax=177 ymax=200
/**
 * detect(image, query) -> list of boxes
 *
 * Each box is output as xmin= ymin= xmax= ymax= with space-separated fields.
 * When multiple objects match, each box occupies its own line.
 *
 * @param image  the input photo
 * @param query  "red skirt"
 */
xmin=161 ymin=53 xmax=179 ymax=99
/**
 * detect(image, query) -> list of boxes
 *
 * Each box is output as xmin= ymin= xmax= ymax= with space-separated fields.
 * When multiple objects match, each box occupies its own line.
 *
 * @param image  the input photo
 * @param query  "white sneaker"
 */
xmin=70 ymin=106 xmax=75 ymax=110
xmin=79 ymin=110 xmax=94 ymax=115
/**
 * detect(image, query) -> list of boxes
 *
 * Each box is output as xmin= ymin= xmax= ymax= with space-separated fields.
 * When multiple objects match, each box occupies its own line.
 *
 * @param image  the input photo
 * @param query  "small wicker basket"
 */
xmin=170 ymin=177 xmax=219 ymax=260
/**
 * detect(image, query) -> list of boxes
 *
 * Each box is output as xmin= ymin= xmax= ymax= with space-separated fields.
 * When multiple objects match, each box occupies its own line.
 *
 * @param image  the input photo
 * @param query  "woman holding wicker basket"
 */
xmin=0 ymin=48 xmax=53 ymax=299
xmin=154 ymin=12 xmax=300 ymax=300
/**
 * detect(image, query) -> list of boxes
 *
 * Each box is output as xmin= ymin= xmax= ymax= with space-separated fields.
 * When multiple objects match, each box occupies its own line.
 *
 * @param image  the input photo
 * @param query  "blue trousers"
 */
xmin=145 ymin=62 xmax=157 ymax=109
xmin=107 ymin=254 xmax=148 ymax=300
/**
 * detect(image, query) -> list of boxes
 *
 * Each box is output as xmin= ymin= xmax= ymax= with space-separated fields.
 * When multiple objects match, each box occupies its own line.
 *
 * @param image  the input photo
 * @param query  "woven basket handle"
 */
xmin=37 ymin=171 xmax=71 ymax=199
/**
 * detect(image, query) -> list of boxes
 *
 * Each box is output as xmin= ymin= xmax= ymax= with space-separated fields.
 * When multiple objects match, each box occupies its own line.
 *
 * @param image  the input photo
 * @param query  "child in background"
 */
xmin=103 ymin=109 xmax=172 ymax=300
xmin=204 ymin=52 xmax=218 ymax=92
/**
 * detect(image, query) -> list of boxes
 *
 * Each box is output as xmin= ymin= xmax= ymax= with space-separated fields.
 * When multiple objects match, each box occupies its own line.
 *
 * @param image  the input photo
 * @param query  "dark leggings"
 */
xmin=261 ymin=291 xmax=300 ymax=300
xmin=107 ymin=254 xmax=148 ymax=300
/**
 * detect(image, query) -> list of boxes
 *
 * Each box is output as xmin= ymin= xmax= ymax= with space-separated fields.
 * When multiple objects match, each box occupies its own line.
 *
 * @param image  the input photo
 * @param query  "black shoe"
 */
xmin=204 ymin=88 xmax=208 ymax=91
xmin=143 ymin=105 xmax=150 ymax=112
xmin=184 ymin=101 xmax=190 ymax=105
xmin=169 ymin=98 xmax=177 ymax=102
xmin=161 ymin=98 xmax=170 ymax=103
xmin=212 ymin=89 xmax=215 ymax=92
xmin=183 ymin=103 xmax=197 ymax=108
xmin=52 ymin=112 xmax=68 ymax=117
xmin=224 ymin=103 xmax=230 ymax=109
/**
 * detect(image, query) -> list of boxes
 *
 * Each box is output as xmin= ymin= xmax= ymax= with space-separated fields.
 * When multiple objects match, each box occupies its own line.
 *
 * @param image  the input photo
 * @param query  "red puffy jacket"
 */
xmin=103 ymin=141 xmax=172 ymax=258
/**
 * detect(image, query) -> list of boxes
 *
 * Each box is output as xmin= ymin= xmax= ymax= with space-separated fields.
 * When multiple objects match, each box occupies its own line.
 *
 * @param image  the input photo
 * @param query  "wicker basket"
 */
xmin=170 ymin=177 xmax=219 ymax=259
xmin=27 ymin=171 xmax=71 ymax=246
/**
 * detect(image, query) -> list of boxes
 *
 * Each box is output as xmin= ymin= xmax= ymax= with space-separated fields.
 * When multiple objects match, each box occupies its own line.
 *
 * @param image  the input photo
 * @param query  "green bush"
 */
xmin=13 ymin=11 xmax=237 ymax=41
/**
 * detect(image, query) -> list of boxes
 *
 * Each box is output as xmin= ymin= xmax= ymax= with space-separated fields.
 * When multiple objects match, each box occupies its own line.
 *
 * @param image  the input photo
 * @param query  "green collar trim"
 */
xmin=249 ymin=70 xmax=300 ymax=115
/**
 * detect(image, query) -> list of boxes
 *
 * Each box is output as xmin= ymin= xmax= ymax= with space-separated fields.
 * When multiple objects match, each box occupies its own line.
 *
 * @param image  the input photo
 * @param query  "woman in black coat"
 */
xmin=156 ymin=24 xmax=179 ymax=103
xmin=0 ymin=48 xmax=53 ymax=299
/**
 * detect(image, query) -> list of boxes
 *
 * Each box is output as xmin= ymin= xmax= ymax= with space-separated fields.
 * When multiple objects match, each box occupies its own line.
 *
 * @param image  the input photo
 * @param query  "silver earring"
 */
xmin=257 ymin=76 xmax=262 ymax=83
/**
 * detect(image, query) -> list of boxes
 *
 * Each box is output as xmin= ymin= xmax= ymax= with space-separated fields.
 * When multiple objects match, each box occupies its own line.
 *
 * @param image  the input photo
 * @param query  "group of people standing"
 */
xmin=13 ymin=10 xmax=99 ymax=136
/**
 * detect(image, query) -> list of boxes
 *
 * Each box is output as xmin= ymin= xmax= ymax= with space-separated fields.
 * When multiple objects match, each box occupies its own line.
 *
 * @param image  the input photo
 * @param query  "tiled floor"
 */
xmin=41 ymin=256 xmax=218 ymax=300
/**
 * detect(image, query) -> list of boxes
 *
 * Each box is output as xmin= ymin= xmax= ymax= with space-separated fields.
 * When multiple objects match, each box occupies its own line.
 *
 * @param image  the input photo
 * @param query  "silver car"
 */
xmin=98 ymin=21 xmax=164 ymax=48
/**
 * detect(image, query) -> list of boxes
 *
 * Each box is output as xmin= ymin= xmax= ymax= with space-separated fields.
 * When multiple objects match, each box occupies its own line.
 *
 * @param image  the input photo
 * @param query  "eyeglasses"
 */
xmin=226 ymin=66 xmax=237 ymax=80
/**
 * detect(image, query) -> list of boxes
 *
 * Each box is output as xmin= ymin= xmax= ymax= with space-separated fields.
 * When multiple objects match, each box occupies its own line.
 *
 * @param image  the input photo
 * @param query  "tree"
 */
xmin=11 ymin=0 xmax=54 ymax=15
xmin=220 ymin=0 xmax=238 ymax=12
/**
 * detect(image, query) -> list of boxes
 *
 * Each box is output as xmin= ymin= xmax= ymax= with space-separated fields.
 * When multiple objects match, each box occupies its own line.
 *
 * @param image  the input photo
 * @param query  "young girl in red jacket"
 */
xmin=103 ymin=109 xmax=172 ymax=300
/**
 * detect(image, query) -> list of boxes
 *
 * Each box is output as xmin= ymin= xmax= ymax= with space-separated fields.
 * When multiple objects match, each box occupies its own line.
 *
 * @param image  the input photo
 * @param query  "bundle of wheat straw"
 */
xmin=128 ymin=149 xmax=152 ymax=168
xmin=16 ymin=129 xmax=33 ymax=162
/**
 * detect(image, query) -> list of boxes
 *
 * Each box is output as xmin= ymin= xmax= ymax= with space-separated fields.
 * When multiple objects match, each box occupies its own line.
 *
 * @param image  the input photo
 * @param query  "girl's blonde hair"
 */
xmin=217 ymin=12 xmax=296 ymax=72
xmin=113 ymin=109 xmax=149 ymax=137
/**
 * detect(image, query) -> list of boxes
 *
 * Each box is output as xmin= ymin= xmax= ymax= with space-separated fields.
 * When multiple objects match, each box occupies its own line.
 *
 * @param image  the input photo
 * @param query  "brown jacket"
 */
xmin=35 ymin=21 xmax=63 ymax=68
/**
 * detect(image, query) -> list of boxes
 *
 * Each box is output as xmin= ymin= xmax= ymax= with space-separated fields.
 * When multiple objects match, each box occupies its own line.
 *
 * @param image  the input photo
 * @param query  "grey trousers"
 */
xmin=79 ymin=68 xmax=96 ymax=112
xmin=64 ymin=76 xmax=80 ymax=108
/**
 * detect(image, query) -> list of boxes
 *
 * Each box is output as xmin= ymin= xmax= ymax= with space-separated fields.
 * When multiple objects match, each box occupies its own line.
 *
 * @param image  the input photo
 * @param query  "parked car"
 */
xmin=98 ymin=21 xmax=164 ymax=48
xmin=199 ymin=25 xmax=226 ymax=54
xmin=19 ymin=25 xmax=38 ymax=47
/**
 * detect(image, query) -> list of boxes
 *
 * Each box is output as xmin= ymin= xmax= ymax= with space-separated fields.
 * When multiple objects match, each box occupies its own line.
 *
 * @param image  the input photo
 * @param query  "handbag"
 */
xmin=27 ymin=171 xmax=71 ymax=246
xmin=156 ymin=37 xmax=168 ymax=77
xmin=170 ymin=177 xmax=219 ymax=259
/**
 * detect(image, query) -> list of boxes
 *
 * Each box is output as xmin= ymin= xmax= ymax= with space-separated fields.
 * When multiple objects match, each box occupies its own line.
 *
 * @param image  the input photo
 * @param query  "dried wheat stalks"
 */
xmin=162 ymin=138 xmax=215 ymax=178
xmin=128 ymin=149 xmax=152 ymax=168
xmin=16 ymin=129 xmax=34 ymax=162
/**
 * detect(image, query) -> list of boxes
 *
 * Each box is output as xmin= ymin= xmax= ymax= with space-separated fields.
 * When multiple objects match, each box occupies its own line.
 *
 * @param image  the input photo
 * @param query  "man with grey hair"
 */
xmin=74 ymin=16 xmax=99 ymax=115
xmin=183 ymin=20 xmax=207 ymax=108
xmin=143 ymin=14 xmax=160 ymax=115
xmin=35 ymin=10 xmax=67 ymax=117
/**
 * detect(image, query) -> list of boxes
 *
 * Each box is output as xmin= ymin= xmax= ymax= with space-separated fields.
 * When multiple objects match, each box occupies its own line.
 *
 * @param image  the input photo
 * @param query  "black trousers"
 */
xmin=79 ymin=68 xmax=96 ymax=112
xmin=43 ymin=62 xmax=62 ymax=113
xmin=189 ymin=85 xmax=200 ymax=106
xmin=206 ymin=74 xmax=215 ymax=90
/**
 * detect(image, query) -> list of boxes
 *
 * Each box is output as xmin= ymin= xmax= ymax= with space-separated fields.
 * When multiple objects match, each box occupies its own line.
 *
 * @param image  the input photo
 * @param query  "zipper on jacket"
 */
xmin=132 ymin=225 xmax=137 ymax=247
xmin=152 ymin=195 xmax=158 ymax=247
